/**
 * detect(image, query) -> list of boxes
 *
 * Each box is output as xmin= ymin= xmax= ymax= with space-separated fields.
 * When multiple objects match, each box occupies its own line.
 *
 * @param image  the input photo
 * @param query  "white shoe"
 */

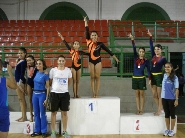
xmin=163 ymin=129 xmax=169 ymax=136
xmin=168 ymin=130 xmax=175 ymax=137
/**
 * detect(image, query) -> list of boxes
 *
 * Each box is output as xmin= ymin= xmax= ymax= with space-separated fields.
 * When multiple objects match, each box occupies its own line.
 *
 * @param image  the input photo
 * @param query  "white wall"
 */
xmin=0 ymin=0 xmax=185 ymax=20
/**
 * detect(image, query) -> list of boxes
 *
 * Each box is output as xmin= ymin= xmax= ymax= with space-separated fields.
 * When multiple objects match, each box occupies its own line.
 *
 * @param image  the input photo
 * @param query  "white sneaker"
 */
xmin=163 ymin=129 xmax=169 ymax=136
xmin=168 ymin=130 xmax=175 ymax=137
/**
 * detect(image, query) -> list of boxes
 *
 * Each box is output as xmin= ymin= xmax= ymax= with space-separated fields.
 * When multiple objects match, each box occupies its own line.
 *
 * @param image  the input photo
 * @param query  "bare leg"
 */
xmin=94 ymin=62 xmax=102 ymax=97
xmin=89 ymin=63 xmax=95 ymax=97
xmin=61 ymin=111 xmax=68 ymax=131
xmin=0 ymin=132 xmax=8 ymax=138
xmin=140 ymin=90 xmax=145 ymax=114
xmin=165 ymin=118 xmax=170 ymax=130
xmin=51 ymin=111 xmax=57 ymax=131
xmin=76 ymin=69 xmax=81 ymax=98
xmin=157 ymin=87 xmax=162 ymax=114
xmin=27 ymin=84 xmax=33 ymax=122
xmin=16 ymin=87 xmax=27 ymax=122
xmin=151 ymin=85 xmax=160 ymax=115
xmin=135 ymin=90 xmax=140 ymax=114
xmin=171 ymin=118 xmax=176 ymax=130
xmin=71 ymin=68 xmax=77 ymax=98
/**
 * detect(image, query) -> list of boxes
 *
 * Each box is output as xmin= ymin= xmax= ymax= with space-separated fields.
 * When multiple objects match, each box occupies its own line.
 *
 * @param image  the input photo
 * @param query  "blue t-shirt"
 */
xmin=33 ymin=71 xmax=49 ymax=91
xmin=161 ymin=73 xmax=179 ymax=99
xmin=0 ymin=77 xmax=8 ymax=107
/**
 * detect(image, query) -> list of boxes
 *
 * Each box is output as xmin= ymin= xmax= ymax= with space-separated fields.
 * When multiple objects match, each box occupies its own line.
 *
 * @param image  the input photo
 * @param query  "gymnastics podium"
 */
xmin=67 ymin=97 xmax=120 ymax=135
xmin=120 ymin=113 xmax=177 ymax=134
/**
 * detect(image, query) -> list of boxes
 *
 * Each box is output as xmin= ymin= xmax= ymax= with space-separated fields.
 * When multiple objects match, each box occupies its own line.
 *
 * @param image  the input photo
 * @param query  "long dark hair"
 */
xmin=166 ymin=62 xmax=175 ymax=82
xmin=17 ymin=47 xmax=27 ymax=63
xmin=36 ymin=59 xmax=47 ymax=70
xmin=27 ymin=55 xmax=36 ymax=67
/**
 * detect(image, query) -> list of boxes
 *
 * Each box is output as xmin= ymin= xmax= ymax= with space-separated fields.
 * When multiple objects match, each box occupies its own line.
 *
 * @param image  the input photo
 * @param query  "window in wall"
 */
xmin=126 ymin=7 xmax=165 ymax=22
xmin=40 ymin=2 xmax=87 ymax=20
xmin=45 ymin=6 xmax=83 ymax=20
xmin=0 ymin=8 xmax=8 ymax=20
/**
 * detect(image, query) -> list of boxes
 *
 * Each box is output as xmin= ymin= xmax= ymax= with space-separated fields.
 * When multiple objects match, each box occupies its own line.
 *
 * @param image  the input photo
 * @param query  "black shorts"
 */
xmin=50 ymin=92 xmax=70 ymax=112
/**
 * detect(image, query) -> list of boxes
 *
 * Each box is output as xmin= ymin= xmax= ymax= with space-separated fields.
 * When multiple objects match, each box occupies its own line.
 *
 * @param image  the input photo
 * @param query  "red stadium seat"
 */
xmin=10 ymin=36 xmax=19 ymax=42
xmin=53 ymin=37 xmax=62 ymax=43
xmin=4 ymin=32 xmax=11 ymax=36
xmin=12 ymin=27 xmax=19 ymax=31
xmin=51 ymin=42 xmax=61 ymax=46
xmin=68 ymin=32 xmax=77 ymax=37
xmin=51 ymin=31 xmax=58 ymax=37
xmin=1 ymin=36 xmax=10 ymax=42
xmin=102 ymin=32 xmax=109 ymax=37
xmin=77 ymin=32 xmax=85 ymax=37
xmin=45 ymin=59 xmax=53 ymax=67
xmin=27 ymin=32 xmax=35 ymax=36
xmin=44 ymin=32 xmax=51 ymax=37
xmin=19 ymin=27 xmax=27 ymax=31
xmin=19 ymin=36 xmax=27 ymax=42
xmin=12 ymin=31 xmax=19 ymax=36
xmin=27 ymin=26 xmax=35 ymax=31
xmin=102 ymin=59 xmax=112 ymax=68
xmin=35 ymin=37 xmax=45 ymax=43
xmin=35 ymin=31 xmax=43 ymax=37
xmin=44 ymin=37 xmax=53 ymax=43
xmin=27 ymin=36 xmax=35 ymax=43
xmin=0 ymin=27 xmax=4 ymax=31
xmin=102 ymin=27 xmax=109 ymax=32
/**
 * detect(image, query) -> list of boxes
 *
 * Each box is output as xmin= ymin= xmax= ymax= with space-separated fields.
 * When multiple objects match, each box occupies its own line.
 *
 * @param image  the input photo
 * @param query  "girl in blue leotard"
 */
xmin=128 ymin=33 xmax=151 ymax=115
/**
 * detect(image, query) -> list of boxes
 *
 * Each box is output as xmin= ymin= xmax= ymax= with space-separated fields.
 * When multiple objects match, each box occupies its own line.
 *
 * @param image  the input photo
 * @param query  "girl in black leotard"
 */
xmin=58 ymin=32 xmax=89 ymax=98
xmin=84 ymin=16 xmax=120 ymax=98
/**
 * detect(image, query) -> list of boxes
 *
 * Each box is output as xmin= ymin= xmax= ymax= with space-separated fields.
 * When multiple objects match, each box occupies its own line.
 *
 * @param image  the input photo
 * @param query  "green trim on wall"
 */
xmin=40 ymin=2 xmax=88 ymax=20
xmin=122 ymin=2 xmax=170 ymax=21
xmin=0 ymin=8 xmax=8 ymax=20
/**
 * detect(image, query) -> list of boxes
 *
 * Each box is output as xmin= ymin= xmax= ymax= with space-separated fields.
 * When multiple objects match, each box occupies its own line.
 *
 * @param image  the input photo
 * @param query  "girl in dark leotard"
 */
xmin=84 ymin=16 xmax=120 ymax=98
xmin=26 ymin=55 xmax=38 ymax=122
xmin=147 ymin=30 xmax=167 ymax=116
xmin=128 ymin=33 xmax=151 ymax=115
xmin=58 ymin=32 xmax=89 ymax=98
xmin=15 ymin=47 xmax=27 ymax=122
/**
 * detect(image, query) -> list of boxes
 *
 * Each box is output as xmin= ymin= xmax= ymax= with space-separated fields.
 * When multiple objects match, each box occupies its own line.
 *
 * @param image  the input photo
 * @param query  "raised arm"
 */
xmin=128 ymin=33 xmax=137 ymax=58
xmin=58 ymin=32 xmax=71 ymax=50
xmin=147 ymin=30 xmax=155 ymax=57
xmin=6 ymin=65 xmax=17 ymax=89
xmin=84 ymin=16 xmax=90 ymax=40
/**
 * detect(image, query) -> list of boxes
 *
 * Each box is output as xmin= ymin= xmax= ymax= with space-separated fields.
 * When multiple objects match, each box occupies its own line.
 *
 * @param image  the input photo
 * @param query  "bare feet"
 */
xmin=18 ymin=118 xmax=28 ymax=122
xmin=76 ymin=95 xmax=81 ymax=98
xmin=139 ymin=111 xmax=143 ymax=115
xmin=154 ymin=111 xmax=160 ymax=116
xmin=136 ymin=111 xmax=140 ymax=115
xmin=15 ymin=117 xmax=22 ymax=121
xmin=30 ymin=114 xmax=34 ymax=122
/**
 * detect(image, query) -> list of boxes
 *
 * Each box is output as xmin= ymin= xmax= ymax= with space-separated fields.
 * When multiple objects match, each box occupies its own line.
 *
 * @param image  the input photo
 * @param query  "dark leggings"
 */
xmin=162 ymin=98 xmax=176 ymax=119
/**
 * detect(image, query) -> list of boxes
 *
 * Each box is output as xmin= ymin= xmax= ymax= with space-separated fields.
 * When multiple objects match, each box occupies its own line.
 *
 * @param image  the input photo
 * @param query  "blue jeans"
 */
xmin=32 ymin=92 xmax=47 ymax=133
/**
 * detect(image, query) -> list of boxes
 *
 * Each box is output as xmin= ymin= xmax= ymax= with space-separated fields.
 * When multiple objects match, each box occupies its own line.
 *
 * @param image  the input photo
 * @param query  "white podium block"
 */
xmin=9 ymin=112 xmax=61 ymax=134
xmin=9 ymin=112 xmax=34 ymax=133
xmin=67 ymin=97 xmax=120 ymax=135
xmin=120 ymin=113 xmax=177 ymax=134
